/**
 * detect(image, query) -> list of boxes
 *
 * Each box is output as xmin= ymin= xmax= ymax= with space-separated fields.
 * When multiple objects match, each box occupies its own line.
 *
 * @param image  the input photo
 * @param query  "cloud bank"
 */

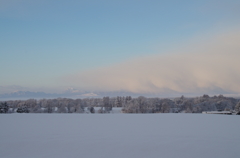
xmin=66 ymin=30 xmax=240 ymax=95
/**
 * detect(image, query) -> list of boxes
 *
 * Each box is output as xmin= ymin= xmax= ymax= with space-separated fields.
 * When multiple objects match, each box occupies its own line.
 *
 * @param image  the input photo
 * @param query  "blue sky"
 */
xmin=0 ymin=0 xmax=240 ymax=95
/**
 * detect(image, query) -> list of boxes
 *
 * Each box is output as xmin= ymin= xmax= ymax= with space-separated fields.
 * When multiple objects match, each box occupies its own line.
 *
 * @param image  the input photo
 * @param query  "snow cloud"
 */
xmin=66 ymin=29 xmax=240 ymax=95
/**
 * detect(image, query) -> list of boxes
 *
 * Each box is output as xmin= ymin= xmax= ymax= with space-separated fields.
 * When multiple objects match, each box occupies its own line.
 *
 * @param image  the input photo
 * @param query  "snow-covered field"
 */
xmin=0 ymin=114 xmax=239 ymax=158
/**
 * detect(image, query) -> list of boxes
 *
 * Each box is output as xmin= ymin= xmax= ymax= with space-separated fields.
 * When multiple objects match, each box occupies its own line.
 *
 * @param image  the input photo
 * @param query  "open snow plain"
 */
xmin=1 ymin=114 xmax=239 ymax=158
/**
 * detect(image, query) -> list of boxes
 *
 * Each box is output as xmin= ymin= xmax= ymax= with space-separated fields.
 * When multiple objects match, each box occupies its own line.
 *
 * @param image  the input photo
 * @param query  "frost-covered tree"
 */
xmin=161 ymin=102 xmax=170 ymax=113
xmin=184 ymin=100 xmax=193 ymax=113
xmin=0 ymin=102 xmax=8 ymax=113
xmin=136 ymin=96 xmax=147 ymax=113
xmin=147 ymin=98 xmax=159 ymax=113
xmin=46 ymin=100 xmax=53 ymax=113
xmin=98 ymin=107 xmax=105 ymax=113
xmin=57 ymin=101 xmax=67 ymax=113
xmin=103 ymin=96 xmax=111 ymax=112
xmin=25 ymin=99 xmax=37 ymax=108
xmin=89 ymin=107 xmax=95 ymax=113
xmin=65 ymin=98 xmax=75 ymax=113
xmin=122 ymin=96 xmax=147 ymax=113
xmin=17 ymin=105 xmax=29 ymax=113
xmin=115 ymin=96 xmax=123 ymax=107
xmin=122 ymin=99 xmax=138 ymax=113
xmin=235 ymin=102 xmax=240 ymax=114
xmin=1 ymin=94 xmax=238 ymax=114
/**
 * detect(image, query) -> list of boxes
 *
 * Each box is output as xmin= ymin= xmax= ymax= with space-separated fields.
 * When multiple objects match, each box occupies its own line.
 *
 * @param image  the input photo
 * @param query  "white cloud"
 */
xmin=64 ymin=29 xmax=240 ymax=95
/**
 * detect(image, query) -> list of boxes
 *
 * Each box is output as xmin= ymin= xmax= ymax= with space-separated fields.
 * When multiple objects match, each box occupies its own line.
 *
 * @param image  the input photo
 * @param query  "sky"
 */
xmin=0 ymin=0 xmax=240 ymax=96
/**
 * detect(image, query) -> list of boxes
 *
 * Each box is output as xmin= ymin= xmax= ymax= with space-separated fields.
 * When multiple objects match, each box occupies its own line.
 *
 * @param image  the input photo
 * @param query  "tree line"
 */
xmin=0 ymin=95 xmax=240 ymax=114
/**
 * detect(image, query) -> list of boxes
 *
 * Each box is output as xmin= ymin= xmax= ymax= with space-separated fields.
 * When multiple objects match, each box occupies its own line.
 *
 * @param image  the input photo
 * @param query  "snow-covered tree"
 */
xmin=115 ymin=96 xmax=123 ymax=107
xmin=122 ymin=99 xmax=138 ymax=113
xmin=0 ymin=102 xmax=8 ymax=113
xmin=136 ymin=96 xmax=147 ymax=113
xmin=17 ymin=105 xmax=29 ymax=113
xmin=89 ymin=107 xmax=95 ymax=113
xmin=46 ymin=100 xmax=53 ymax=113
xmin=235 ymin=102 xmax=240 ymax=115
xmin=103 ymin=96 xmax=111 ymax=112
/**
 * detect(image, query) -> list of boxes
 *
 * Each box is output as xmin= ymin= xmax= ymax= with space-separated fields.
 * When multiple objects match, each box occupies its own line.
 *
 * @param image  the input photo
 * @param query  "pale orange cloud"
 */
xmin=65 ymin=29 xmax=240 ymax=94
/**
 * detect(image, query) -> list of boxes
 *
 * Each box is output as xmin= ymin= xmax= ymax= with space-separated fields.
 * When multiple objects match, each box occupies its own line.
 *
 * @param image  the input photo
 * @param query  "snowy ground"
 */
xmin=0 ymin=114 xmax=239 ymax=158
